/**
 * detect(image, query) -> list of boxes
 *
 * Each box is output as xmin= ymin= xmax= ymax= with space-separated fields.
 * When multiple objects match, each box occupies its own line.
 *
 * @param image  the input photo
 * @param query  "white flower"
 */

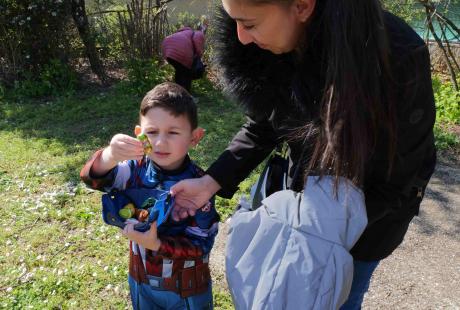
xmin=51 ymin=12 xmax=57 ymax=17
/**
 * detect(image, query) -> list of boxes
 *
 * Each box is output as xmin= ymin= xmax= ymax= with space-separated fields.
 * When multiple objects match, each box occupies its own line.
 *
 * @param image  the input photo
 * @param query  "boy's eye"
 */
xmin=169 ymin=131 xmax=179 ymax=135
xmin=147 ymin=130 xmax=158 ymax=135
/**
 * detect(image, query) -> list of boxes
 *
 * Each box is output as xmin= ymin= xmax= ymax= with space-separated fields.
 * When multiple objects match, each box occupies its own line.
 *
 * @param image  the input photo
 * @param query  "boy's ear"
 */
xmin=134 ymin=125 xmax=142 ymax=136
xmin=191 ymin=127 xmax=205 ymax=146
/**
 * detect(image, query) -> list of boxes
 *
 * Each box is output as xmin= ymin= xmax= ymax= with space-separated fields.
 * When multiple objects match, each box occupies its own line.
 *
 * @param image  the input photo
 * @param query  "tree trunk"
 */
xmin=71 ymin=0 xmax=108 ymax=84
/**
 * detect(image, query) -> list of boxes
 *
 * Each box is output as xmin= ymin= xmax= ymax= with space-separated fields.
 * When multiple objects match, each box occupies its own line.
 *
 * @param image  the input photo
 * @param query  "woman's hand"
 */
xmin=122 ymin=222 xmax=161 ymax=251
xmin=170 ymin=175 xmax=221 ymax=221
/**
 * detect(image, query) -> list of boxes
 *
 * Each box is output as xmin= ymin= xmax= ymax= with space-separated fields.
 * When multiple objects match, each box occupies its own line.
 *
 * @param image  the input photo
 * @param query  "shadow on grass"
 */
xmin=0 ymin=79 xmax=245 ymax=185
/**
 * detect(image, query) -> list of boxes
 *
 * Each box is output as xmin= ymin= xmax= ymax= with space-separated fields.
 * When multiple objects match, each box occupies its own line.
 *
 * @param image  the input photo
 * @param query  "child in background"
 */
xmin=80 ymin=82 xmax=219 ymax=310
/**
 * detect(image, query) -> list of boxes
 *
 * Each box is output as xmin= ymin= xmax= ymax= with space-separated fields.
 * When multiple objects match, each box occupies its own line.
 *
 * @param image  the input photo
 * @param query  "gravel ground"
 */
xmin=209 ymin=161 xmax=460 ymax=309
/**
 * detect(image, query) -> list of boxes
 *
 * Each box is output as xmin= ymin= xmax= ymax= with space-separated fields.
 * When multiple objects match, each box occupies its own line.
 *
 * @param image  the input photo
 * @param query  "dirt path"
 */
xmin=209 ymin=161 xmax=460 ymax=309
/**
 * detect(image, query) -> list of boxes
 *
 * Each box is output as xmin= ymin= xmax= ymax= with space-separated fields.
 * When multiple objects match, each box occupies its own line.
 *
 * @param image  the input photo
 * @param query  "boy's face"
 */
xmin=140 ymin=107 xmax=203 ymax=170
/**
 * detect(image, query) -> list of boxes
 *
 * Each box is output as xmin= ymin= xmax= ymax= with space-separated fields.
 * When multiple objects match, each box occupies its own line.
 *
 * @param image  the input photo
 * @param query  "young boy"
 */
xmin=80 ymin=82 xmax=219 ymax=310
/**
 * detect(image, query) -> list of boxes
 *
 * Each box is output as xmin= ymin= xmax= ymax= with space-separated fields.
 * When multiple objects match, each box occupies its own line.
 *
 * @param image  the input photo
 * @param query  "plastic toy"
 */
xmin=119 ymin=203 xmax=149 ymax=222
xmin=135 ymin=125 xmax=152 ymax=155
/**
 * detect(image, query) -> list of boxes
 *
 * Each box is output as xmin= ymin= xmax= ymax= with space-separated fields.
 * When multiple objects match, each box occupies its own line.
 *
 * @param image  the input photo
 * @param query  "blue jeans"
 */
xmin=129 ymin=276 xmax=213 ymax=310
xmin=340 ymin=260 xmax=380 ymax=310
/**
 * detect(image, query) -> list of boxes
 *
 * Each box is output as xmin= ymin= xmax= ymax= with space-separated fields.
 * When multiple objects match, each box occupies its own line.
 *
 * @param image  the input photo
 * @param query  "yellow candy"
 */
xmin=137 ymin=133 xmax=152 ymax=155
xmin=119 ymin=203 xmax=136 ymax=219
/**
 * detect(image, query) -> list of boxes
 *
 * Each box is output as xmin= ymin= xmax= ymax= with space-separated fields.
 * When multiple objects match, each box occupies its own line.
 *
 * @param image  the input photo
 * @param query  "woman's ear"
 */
xmin=294 ymin=0 xmax=316 ymax=23
xmin=191 ymin=127 xmax=205 ymax=146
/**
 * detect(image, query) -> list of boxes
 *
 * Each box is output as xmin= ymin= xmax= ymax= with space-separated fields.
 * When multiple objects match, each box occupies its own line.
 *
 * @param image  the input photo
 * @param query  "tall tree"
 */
xmin=71 ymin=0 xmax=108 ymax=84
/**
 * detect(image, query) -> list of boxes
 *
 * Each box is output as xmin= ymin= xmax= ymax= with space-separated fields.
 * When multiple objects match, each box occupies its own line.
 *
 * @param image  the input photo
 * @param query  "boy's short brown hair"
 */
xmin=140 ymin=82 xmax=198 ymax=129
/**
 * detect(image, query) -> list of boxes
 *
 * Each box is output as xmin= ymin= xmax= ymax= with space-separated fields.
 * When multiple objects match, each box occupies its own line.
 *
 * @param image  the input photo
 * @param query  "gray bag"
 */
xmin=226 ymin=176 xmax=368 ymax=310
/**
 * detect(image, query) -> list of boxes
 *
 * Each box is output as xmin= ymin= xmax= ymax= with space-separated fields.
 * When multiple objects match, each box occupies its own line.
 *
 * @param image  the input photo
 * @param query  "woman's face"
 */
xmin=222 ymin=0 xmax=314 ymax=54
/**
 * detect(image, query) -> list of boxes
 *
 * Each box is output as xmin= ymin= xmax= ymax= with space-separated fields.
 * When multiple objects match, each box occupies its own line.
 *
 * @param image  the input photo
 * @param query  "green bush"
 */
xmin=124 ymin=58 xmax=171 ymax=95
xmin=432 ymin=76 xmax=460 ymax=150
xmin=432 ymin=76 xmax=460 ymax=125
xmin=173 ymin=12 xmax=202 ymax=31
xmin=89 ymin=10 xmax=125 ymax=64
xmin=0 ymin=0 xmax=72 ymax=82
xmin=13 ymin=59 xmax=77 ymax=98
xmin=434 ymin=124 xmax=459 ymax=150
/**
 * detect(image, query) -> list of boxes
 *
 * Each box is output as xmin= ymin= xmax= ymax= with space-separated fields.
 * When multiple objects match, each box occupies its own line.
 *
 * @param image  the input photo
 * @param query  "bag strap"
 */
xmin=252 ymin=152 xmax=275 ymax=209
xmin=251 ymin=143 xmax=287 ymax=210
xmin=290 ymin=134 xmax=309 ymax=189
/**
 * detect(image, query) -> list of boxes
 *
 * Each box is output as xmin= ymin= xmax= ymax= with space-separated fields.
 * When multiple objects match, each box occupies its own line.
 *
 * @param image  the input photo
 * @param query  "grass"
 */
xmin=0 ymin=79 xmax=249 ymax=309
xmin=1 ymin=74 xmax=458 ymax=309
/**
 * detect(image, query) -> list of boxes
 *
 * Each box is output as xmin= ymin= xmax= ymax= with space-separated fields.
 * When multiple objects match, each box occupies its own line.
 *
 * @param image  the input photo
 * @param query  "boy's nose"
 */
xmin=153 ymin=136 xmax=165 ymax=146
xmin=236 ymin=23 xmax=253 ymax=45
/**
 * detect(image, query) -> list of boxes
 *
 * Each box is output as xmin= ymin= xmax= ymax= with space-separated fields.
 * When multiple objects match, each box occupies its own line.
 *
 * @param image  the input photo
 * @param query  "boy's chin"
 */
xmin=150 ymin=156 xmax=186 ymax=171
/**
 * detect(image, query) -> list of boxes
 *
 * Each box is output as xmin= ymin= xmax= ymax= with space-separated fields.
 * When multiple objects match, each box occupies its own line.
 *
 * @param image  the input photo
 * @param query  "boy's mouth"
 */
xmin=154 ymin=151 xmax=170 ymax=157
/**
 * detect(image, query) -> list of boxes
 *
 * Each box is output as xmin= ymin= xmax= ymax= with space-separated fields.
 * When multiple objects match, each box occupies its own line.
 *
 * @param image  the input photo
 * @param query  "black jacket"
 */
xmin=206 ymin=8 xmax=436 ymax=261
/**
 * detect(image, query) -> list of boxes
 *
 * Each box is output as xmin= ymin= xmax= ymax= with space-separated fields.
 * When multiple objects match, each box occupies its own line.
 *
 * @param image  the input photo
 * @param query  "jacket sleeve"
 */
xmin=80 ymin=149 xmax=132 ymax=192
xmin=206 ymin=114 xmax=278 ymax=198
xmin=156 ymin=236 xmax=204 ymax=259
xmin=80 ymin=149 xmax=117 ymax=191
xmin=156 ymin=226 xmax=218 ymax=259
xmin=364 ymin=43 xmax=436 ymax=225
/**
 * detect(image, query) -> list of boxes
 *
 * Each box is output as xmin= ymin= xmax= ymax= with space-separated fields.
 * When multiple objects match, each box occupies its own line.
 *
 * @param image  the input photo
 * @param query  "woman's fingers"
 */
xmin=170 ymin=178 xmax=218 ymax=220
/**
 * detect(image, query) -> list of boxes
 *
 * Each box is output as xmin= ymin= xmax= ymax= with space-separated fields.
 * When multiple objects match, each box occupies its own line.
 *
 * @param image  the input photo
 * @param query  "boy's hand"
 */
xmin=90 ymin=134 xmax=144 ymax=177
xmin=122 ymin=222 xmax=161 ymax=251
xmin=104 ymin=134 xmax=144 ymax=163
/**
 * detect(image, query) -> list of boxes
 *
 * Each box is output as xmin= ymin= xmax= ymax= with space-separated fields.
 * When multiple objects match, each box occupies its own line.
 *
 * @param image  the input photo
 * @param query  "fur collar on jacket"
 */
xmin=211 ymin=7 xmax=300 ymax=119
xmin=211 ymin=7 xmax=326 ymax=122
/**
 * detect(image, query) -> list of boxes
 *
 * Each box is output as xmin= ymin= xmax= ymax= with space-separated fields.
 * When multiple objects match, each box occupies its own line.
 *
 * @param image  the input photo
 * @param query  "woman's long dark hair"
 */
xmin=229 ymin=0 xmax=397 ymax=187
xmin=304 ymin=0 xmax=396 ymax=187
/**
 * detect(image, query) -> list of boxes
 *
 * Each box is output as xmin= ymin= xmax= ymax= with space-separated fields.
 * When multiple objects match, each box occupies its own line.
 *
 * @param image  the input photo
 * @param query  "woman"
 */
xmin=161 ymin=23 xmax=206 ymax=93
xmin=171 ymin=0 xmax=436 ymax=308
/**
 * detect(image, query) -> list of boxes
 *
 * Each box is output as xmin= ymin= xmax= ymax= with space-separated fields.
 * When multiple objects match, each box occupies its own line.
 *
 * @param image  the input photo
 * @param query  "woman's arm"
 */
xmin=171 ymin=114 xmax=278 ymax=219
xmin=207 ymin=114 xmax=278 ymax=197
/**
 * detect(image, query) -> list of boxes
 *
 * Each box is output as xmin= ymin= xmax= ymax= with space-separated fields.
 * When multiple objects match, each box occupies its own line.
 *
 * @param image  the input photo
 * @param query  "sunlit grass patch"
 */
xmin=0 ymin=79 xmax=241 ymax=308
